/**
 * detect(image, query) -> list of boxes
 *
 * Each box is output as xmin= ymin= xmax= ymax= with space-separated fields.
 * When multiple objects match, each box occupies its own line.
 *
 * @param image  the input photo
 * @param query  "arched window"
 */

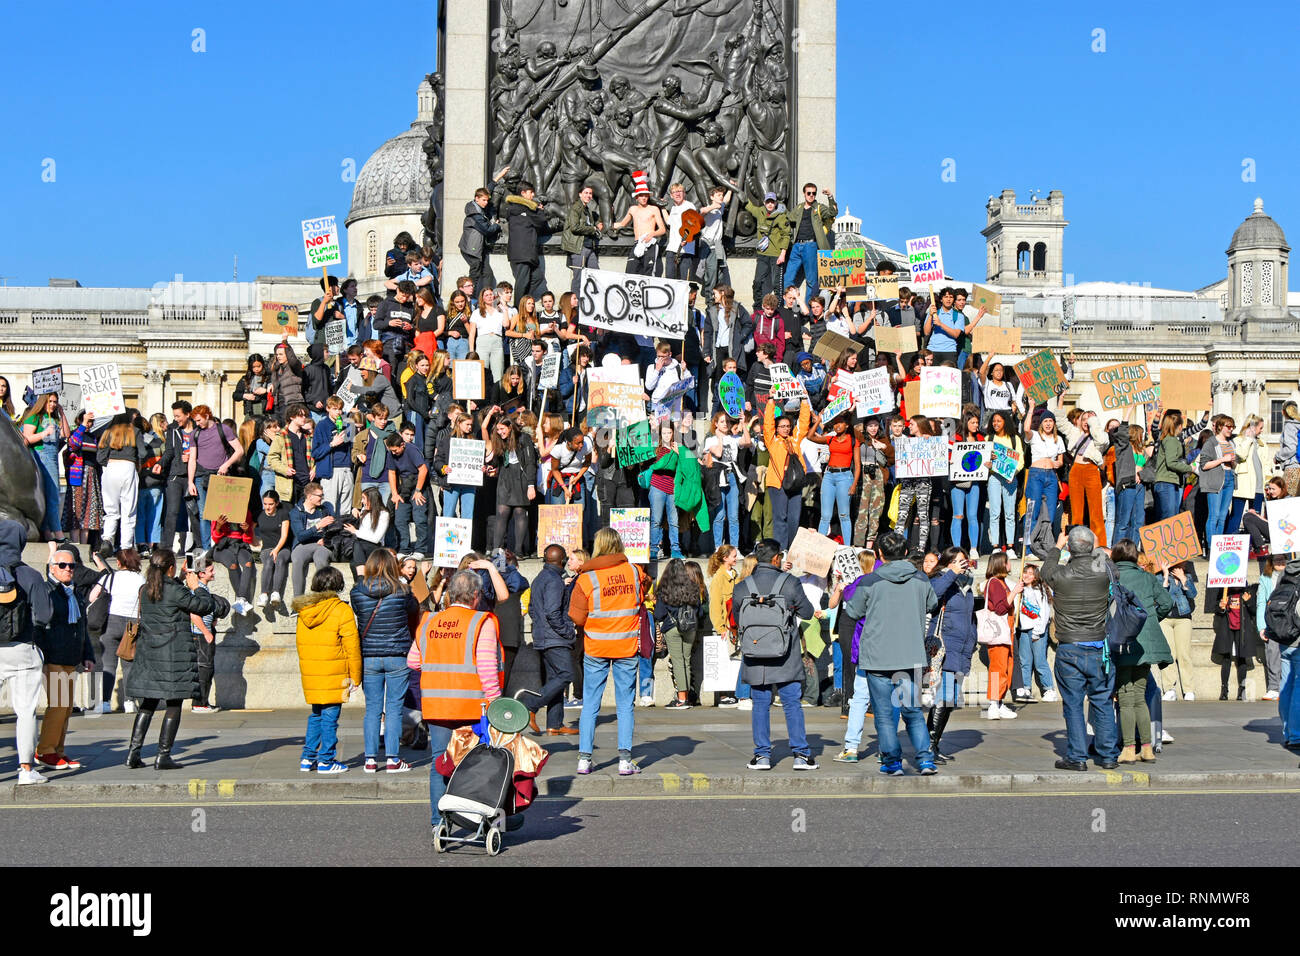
xmin=1032 ymin=242 xmax=1047 ymax=272
xmin=366 ymin=231 xmax=378 ymax=276
xmin=1016 ymin=242 xmax=1030 ymax=272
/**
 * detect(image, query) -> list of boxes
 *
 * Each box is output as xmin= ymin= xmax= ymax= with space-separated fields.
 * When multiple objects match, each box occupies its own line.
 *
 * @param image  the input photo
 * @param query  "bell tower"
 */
xmin=981 ymin=189 xmax=1067 ymax=286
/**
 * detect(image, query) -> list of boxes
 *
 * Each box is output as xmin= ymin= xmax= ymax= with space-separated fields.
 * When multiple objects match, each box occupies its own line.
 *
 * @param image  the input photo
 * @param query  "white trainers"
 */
xmin=1264 ymin=690 xmax=1280 ymax=701
xmin=736 ymin=699 xmax=752 ymax=711
xmin=17 ymin=767 xmax=47 ymax=785
xmin=1014 ymin=689 xmax=1032 ymax=702
xmin=255 ymin=593 xmax=269 ymax=608
xmin=983 ymin=705 xmax=999 ymax=720
xmin=124 ymin=700 xmax=137 ymax=714
xmin=1041 ymin=690 xmax=1060 ymax=703
xmin=1183 ymin=692 xmax=1195 ymax=701
xmin=269 ymin=591 xmax=282 ymax=608
xmin=1161 ymin=729 xmax=1175 ymax=744
xmin=1162 ymin=689 xmax=1177 ymax=701
xmin=998 ymin=703 xmax=1018 ymax=719
xmin=232 ymin=598 xmax=253 ymax=616
xmin=636 ymin=696 xmax=655 ymax=708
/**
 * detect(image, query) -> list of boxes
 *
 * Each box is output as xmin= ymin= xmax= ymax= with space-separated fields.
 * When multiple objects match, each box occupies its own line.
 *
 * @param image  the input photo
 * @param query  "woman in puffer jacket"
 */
xmin=125 ymin=549 xmax=229 ymax=770
xmin=293 ymin=566 xmax=361 ymax=773
xmin=349 ymin=548 xmax=420 ymax=772
xmin=927 ymin=547 xmax=981 ymax=762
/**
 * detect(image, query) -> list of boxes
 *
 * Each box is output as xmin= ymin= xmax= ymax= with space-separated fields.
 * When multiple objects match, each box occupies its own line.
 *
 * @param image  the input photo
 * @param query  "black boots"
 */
xmin=1220 ymin=683 xmax=1229 ymax=701
xmin=154 ymin=712 xmax=184 ymax=770
xmin=124 ymin=709 xmax=153 ymax=768
xmin=1237 ymin=684 xmax=1247 ymax=702
xmin=930 ymin=707 xmax=954 ymax=763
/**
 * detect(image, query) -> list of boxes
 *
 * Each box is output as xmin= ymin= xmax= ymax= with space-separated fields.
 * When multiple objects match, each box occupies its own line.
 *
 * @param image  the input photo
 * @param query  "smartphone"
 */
xmin=184 ymin=554 xmax=193 ymax=571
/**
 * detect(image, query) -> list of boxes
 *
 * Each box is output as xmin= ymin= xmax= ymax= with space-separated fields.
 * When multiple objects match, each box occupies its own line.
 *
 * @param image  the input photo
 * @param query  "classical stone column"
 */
xmin=1242 ymin=379 xmax=1265 ymax=422
xmin=142 ymin=369 xmax=166 ymax=416
xmin=200 ymin=369 xmax=225 ymax=418
xmin=795 ymin=0 xmax=837 ymax=193
xmin=439 ymin=0 xmax=491 ymax=288
xmin=1212 ymin=378 xmax=1237 ymax=417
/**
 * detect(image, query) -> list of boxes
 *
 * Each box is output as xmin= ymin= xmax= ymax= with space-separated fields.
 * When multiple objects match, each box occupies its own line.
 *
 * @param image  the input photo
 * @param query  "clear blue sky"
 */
xmin=1 ymin=0 xmax=1295 ymax=291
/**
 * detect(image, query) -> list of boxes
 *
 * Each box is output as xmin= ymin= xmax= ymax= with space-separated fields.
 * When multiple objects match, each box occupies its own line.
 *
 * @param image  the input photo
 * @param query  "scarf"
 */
xmin=53 ymin=580 xmax=79 ymax=624
xmin=366 ymin=422 xmax=395 ymax=480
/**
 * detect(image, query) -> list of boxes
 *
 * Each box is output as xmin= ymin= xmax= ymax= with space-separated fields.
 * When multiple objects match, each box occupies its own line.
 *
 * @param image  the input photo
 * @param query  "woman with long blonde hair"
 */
xmin=707 ymin=544 xmax=748 ymax=709
xmin=95 ymin=419 xmax=150 ymax=555
xmin=507 ymin=294 xmax=541 ymax=365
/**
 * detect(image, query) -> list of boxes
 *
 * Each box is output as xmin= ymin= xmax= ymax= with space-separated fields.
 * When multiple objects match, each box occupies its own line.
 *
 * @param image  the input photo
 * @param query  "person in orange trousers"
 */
xmin=981 ymin=553 xmax=1018 ymax=719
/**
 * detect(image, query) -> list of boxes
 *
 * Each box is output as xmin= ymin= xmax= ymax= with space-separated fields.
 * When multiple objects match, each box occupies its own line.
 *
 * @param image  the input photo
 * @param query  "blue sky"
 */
xmin=1 ymin=0 xmax=1295 ymax=290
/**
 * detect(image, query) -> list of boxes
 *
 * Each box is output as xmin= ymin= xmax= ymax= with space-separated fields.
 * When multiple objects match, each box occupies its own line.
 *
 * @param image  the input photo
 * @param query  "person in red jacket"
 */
xmin=752 ymin=294 xmax=787 ymax=364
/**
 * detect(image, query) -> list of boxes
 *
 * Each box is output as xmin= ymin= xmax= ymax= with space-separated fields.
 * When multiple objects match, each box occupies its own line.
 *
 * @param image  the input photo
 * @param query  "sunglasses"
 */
xmin=52 ymin=562 xmax=76 ymax=570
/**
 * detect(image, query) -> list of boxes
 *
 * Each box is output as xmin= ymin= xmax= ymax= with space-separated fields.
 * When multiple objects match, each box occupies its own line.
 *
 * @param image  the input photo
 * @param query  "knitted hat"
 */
xmin=795 ymin=351 xmax=813 ymax=366
xmin=1038 ymin=409 xmax=1056 ymax=423
xmin=632 ymin=170 xmax=650 ymax=198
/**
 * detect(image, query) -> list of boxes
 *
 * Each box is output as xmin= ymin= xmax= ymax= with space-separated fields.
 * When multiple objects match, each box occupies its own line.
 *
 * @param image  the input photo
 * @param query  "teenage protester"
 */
xmin=125 ymin=549 xmax=228 ymax=770
xmin=1023 ymin=401 xmax=1064 ymax=537
xmin=1041 ymin=527 xmax=1120 ymax=771
xmin=561 ymin=183 xmax=603 ymax=295
xmin=707 ymin=545 xmax=746 ymax=708
xmin=485 ymin=409 xmax=538 ymax=556
xmin=1152 ymin=410 xmax=1196 ymax=520
xmin=234 ymin=354 xmax=270 ymax=420
xmin=459 ymin=172 xmax=509 ymax=295
xmin=267 ymin=403 xmax=312 ymax=507
xmin=442 ymin=289 xmax=476 ymax=362
xmin=853 ymin=417 xmax=893 ymax=551
xmin=663 ymin=182 xmax=698 ymax=282
xmin=834 ymin=532 xmax=937 ymax=774
xmin=924 ymin=288 xmax=976 ymax=367
xmin=503 ymin=180 xmax=553 ymax=300
xmin=1229 ymin=415 xmax=1267 ymax=534
xmin=1159 ymin=560 xmax=1198 ymax=701
xmin=302 ymin=343 xmax=334 ymax=424
xmin=351 ymin=549 xmax=419 ymax=773
xmin=210 ymin=512 xmax=255 ymax=616
xmin=156 ymin=402 xmax=199 ymax=553
xmin=1011 ymin=563 xmax=1058 ymax=703
xmin=386 ymin=425 xmax=430 ymax=558
xmin=1109 ymin=418 xmax=1145 ymax=547
xmin=292 ymin=566 xmax=360 ymax=773
xmin=702 ymin=411 xmax=750 ymax=549
xmin=700 ymin=285 xmax=754 ymax=406
xmin=980 ymin=552 xmax=1018 ymax=720
xmin=186 ymin=405 xmax=243 ymax=551
xmin=780 ymin=184 xmax=837 ymax=305
xmin=924 ymin=548 xmax=979 ymax=762
xmin=90 ymin=548 xmax=144 ymax=714
xmin=254 ymin=490 xmax=292 ymax=610
xmin=313 ymin=397 xmax=354 ymax=517
xmin=1111 ymin=538 xmax=1173 ymax=762
xmin=762 ymin=399 xmax=811 ymax=550
xmin=894 ymin=415 xmax=939 ymax=557
xmin=1199 ymin=414 xmax=1239 ymax=542
xmin=806 ymin=409 xmax=858 ymax=545
xmin=96 ymin=418 xmax=150 ymax=556
xmin=654 ymin=558 xmax=704 ymax=710
xmin=288 ymin=483 xmax=336 ymax=599
xmin=732 ymin=539 xmax=817 ymax=770
xmin=308 ymin=276 xmax=345 ymax=349
xmin=644 ymin=422 xmax=685 ymax=561
xmin=1265 ymin=555 xmax=1300 ymax=748
xmin=570 ymin=528 xmax=651 ymax=776
xmin=1211 ymin=580 xmax=1256 ymax=701
xmin=745 ymin=191 xmax=790 ymax=305
xmin=1060 ymin=407 xmax=1111 ymax=547
xmin=949 ymin=407 xmax=986 ymax=555
xmin=186 ymin=553 xmax=225 ymax=713
xmin=977 ymin=357 xmax=1025 ymax=429
xmin=1273 ymin=401 xmax=1300 ymax=496
xmin=267 ymin=339 xmax=306 ymax=413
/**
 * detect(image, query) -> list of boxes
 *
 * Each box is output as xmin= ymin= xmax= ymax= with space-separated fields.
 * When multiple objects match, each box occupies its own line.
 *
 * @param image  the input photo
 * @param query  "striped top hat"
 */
xmin=632 ymin=170 xmax=650 ymax=198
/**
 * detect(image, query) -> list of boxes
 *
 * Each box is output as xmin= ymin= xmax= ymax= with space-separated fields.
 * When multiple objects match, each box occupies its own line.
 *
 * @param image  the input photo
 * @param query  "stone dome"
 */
xmin=345 ymin=81 xmax=435 ymax=226
xmin=1228 ymin=198 xmax=1289 ymax=253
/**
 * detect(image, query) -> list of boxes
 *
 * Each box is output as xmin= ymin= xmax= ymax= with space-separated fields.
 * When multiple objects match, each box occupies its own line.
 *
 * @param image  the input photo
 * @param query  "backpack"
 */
xmin=663 ymin=604 xmax=699 ymax=640
xmin=0 ymin=580 xmax=32 ymax=644
xmin=735 ymin=572 xmax=798 ymax=659
xmin=1264 ymin=570 xmax=1300 ymax=645
xmin=1105 ymin=562 xmax=1148 ymax=654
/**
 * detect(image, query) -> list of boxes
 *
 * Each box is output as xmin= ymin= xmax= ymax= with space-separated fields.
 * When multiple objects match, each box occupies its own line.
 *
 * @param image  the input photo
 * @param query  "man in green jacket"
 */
xmin=781 ymin=183 xmax=838 ymax=305
xmin=745 ymin=191 xmax=790 ymax=308
xmin=561 ymin=184 xmax=603 ymax=296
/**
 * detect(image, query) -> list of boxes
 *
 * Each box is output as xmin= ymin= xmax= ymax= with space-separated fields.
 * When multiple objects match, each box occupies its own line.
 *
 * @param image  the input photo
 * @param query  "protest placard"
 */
xmin=893 ymin=436 xmax=949 ymax=478
xmin=950 ymin=442 xmax=991 ymax=481
xmin=80 ymin=363 xmax=124 ymax=418
xmin=971 ymin=284 xmax=1002 ymax=317
xmin=538 ymin=504 xmax=583 ymax=553
xmin=719 ymin=372 xmax=745 ymax=418
xmin=31 ymin=365 xmax=62 ymax=396
xmin=1015 ymin=349 xmax=1063 ymax=405
xmin=861 ymin=274 xmax=900 ymax=301
xmin=261 ymin=302 xmax=299 ymax=336
xmin=770 ymin=378 xmax=806 ymax=404
xmin=920 ymin=366 xmax=961 ymax=418
xmin=434 ymin=517 xmax=473 ymax=568
xmin=812 ymin=329 xmax=856 ymax=365
xmin=903 ymin=380 xmax=921 ymax=417
xmin=1139 ymin=512 xmax=1201 ymax=568
xmin=1156 ymin=368 xmax=1212 ymax=412
xmin=832 ymin=547 xmax=863 ymax=585
xmin=817 ymin=248 xmax=868 ymax=297
xmin=539 ymin=352 xmax=561 ymax=390
xmin=577 ymin=267 xmax=688 ymax=339
xmin=852 ymin=367 xmax=894 ymax=416
xmin=787 ymin=527 xmax=836 ymax=577
xmin=447 ymin=438 xmax=485 ymax=486
xmin=657 ymin=373 xmax=695 ymax=406
xmin=617 ymin=420 xmax=656 ymax=467
xmin=301 ymin=216 xmax=342 ymax=271
xmin=701 ymin=632 xmax=741 ymax=693
xmin=1267 ymin=498 xmax=1300 ymax=556
xmin=201 ymin=476 xmax=254 ymax=522
xmin=587 ymin=380 xmax=646 ymax=429
xmin=971 ymin=325 xmax=1021 ymax=355
xmin=1093 ymin=361 xmax=1156 ymax=410
xmin=990 ymin=442 xmax=1022 ymax=482
xmin=335 ymin=368 xmax=363 ymax=413
xmin=905 ymin=235 xmax=945 ymax=285
xmin=821 ymin=390 xmax=853 ymax=422
xmin=588 ymin=364 xmax=643 ymax=386
xmin=1206 ymin=535 xmax=1250 ymax=588
xmin=452 ymin=360 xmax=484 ymax=401
xmin=324 ymin=319 xmax=346 ymax=354
xmin=610 ymin=508 xmax=650 ymax=563
xmin=872 ymin=325 xmax=914 ymax=355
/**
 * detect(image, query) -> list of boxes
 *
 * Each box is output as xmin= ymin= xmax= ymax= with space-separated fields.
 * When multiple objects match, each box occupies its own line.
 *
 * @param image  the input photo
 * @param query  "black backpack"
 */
xmin=1265 ymin=570 xmax=1300 ymax=645
xmin=0 ymin=581 xmax=32 ymax=644
xmin=1105 ymin=562 xmax=1148 ymax=655
xmin=735 ymin=573 xmax=798 ymax=659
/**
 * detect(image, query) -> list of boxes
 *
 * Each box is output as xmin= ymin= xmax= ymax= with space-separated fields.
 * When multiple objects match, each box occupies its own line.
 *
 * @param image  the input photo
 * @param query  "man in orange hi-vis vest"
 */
xmin=569 ymin=527 xmax=651 ymax=778
xmin=409 ymin=569 xmax=503 ymax=833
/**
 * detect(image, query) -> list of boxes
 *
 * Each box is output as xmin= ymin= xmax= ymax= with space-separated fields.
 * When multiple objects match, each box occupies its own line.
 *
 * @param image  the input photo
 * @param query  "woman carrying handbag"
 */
xmin=978 ymin=552 xmax=1017 ymax=719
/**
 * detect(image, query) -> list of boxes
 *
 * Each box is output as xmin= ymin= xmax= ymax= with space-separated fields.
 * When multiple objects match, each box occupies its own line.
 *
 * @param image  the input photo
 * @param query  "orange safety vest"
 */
xmin=580 ymin=561 xmax=643 ymax=659
xmin=416 ymin=605 xmax=503 ymax=722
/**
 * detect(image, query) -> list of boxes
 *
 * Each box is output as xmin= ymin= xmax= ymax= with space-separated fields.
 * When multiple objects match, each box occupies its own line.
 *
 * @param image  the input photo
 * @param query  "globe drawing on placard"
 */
xmin=276 ymin=310 xmax=290 ymax=327
xmin=961 ymin=450 xmax=983 ymax=472
xmin=1215 ymin=551 xmax=1241 ymax=577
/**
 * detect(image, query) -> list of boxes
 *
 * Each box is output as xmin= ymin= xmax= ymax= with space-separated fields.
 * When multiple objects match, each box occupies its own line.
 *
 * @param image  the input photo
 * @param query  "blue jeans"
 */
xmin=637 ymin=655 xmax=655 ymax=699
xmin=302 ymin=703 xmax=341 ymax=763
xmin=1017 ymin=631 xmax=1055 ymax=693
xmin=1206 ymin=471 xmax=1235 ymax=540
xmin=939 ymin=670 xmax=965 ymax=707
xmin=1024 ymin=467 xmax=1058 ymax=536
xmin=750 ymin=680 xmax=809 ymax=759
xmin=195 ymin=473 xmax=214 ymax=549
xmin=1102 ymin=484 xmax=1116 ymax=546
xmin=948 ymin=483 xmax=982 ymax=551
xmin=362 ymin=656 xmax=409 ymax=759
xmin=649 ymin=485 xmax=680 ymax=557
xmin=445 ymin=336 xmax=470 ymax=361
xmin=987 ymin=472 xmax=1017 ymax=548
xmin=1114 ymin=485 xmax=1144 ymax=546
xmin=578 ymin=655 xmax=637 ymax=759
xmin=545 ymin=483 xmax=582 ymax=506
xmin=136 ymin=486 xmax=163 ymax=546
xmin=1228 ymin=493 xmax=1263 ymax=535
xmin=865 ymin=670 xmax=931 ymax=764
xmin=1154 ymin=481 xmax=1182 ymax=521
xmin=713 ymin=480 xmax=740 ymax=548
xmin=1279 ymin=644 xmax=1300 ymax=745
xmin=442 ymin=485 xmax=476 ymax=521
xmin=394 ymin=494 xmax=430 ymax=554
xmin=427 ymin=723 xmax=454 ymax=827
xmin=844 ymin=668 xmax=898 ymax=750
xmin=818 ymin=469 xmax=854 ymax=543
xmin=33 ymin=445 xmax=62 ymax=536
xmin=1054 ymin=643 xmax=1118 ymax=765
xmin=782 ymin=240 xmax=821 ymax=304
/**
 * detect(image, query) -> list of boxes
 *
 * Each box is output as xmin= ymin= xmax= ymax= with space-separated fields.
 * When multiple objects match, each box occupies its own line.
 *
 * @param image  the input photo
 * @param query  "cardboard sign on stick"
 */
xmin=434 ymin=517 xmax=473 ymax=568
xmin=301 ymin=216 xmax=342 ymax=271
xmin=1093 ymin=361 xmax=1156 ymax=410
xmin=920 ymin=367 xmax=961 ymax=418
xmin=1015 ymin=350 xmax=1063 ymax=405
xmin=905 ymin=235 xmax=945 ymax=284
xmin=971 ymin=284 xmax=1002 ymax=316
xmin=1157 ymin=368 xmax=1212 ymax=413
xmin=261 ymin=302 xmax=299 ymax=336
xmin=1139 ymin=512 xmax=1201 ymax=568
xmin=1206 ymin=535 xmax=1250 ymax=588
xmin=452 ymin=360 xmax=485 ymax=401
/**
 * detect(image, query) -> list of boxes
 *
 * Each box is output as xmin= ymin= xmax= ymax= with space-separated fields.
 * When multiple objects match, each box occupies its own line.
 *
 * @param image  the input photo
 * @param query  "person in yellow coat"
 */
xmin=292 ymin=566 xmax=361 ymax=773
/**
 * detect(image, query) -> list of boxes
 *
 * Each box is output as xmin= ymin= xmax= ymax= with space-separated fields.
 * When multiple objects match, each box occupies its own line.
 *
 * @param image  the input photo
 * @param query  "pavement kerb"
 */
xmin=4 ymin=768 xmax=1300 ymax=805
